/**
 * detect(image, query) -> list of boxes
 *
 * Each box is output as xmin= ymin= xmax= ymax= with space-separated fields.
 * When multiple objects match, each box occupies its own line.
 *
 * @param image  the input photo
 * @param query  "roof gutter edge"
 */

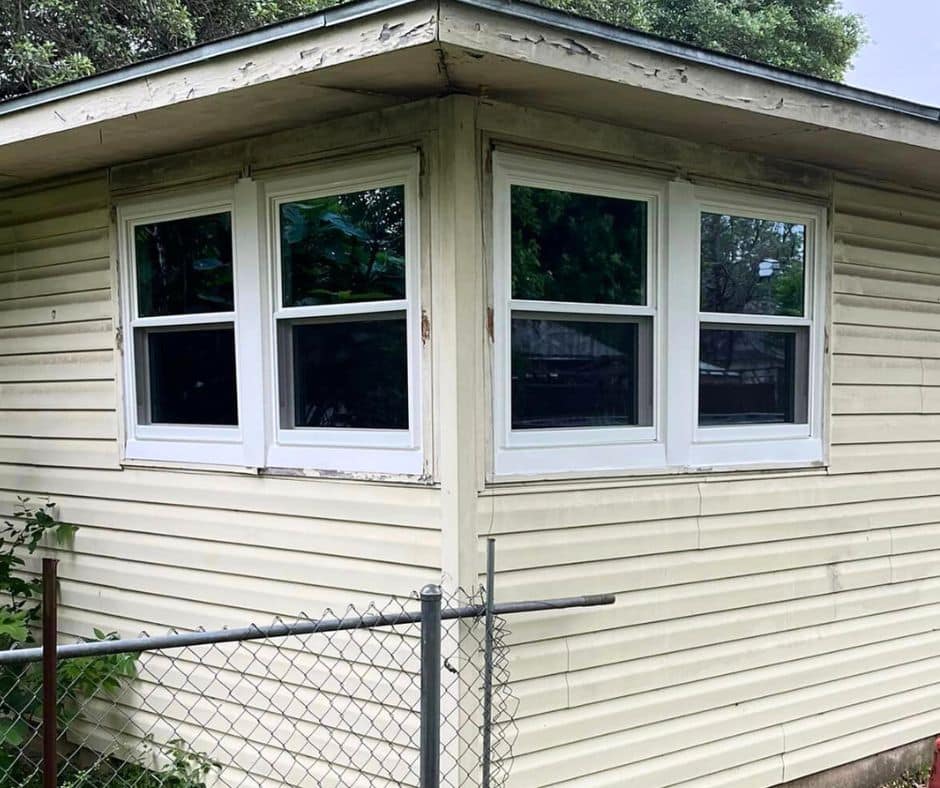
xmin=0 ymin=0 xmax=423 ymax=118
xmin=450 ymin=0 xmax=940 ymax=122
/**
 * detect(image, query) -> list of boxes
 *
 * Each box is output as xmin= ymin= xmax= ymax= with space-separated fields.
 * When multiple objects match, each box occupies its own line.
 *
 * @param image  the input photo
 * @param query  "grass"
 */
xmin=881 ymin=764 xmax=931 ymax=788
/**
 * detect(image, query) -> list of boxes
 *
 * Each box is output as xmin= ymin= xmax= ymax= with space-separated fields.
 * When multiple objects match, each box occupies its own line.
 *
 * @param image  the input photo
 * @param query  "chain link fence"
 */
xmin=0 ymin=545 xmax=613 ymax=788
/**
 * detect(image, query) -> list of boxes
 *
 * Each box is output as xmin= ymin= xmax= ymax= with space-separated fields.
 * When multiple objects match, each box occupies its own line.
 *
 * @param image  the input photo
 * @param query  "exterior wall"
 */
xmin=472 ymin=108 xmax=940 ymax=786
xmin=3 ymin=93 xmax=940 ymax=787
xmin=0 ymin=102 xmax=457 ymax=787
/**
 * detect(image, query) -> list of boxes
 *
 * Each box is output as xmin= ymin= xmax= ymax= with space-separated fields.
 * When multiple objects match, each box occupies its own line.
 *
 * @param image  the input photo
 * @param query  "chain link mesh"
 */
xmin=0 ymin=587 xmax=517 ymax=788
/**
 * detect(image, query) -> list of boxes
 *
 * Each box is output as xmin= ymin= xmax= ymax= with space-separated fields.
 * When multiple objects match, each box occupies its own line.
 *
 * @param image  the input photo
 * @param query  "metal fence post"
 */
xmin=481 ymin=538 xmax=496 ymax=788
xmin=42 ymin=558 xmax=58 ymax=788
xmin=420 ymin=584 xmax=441 ymax=788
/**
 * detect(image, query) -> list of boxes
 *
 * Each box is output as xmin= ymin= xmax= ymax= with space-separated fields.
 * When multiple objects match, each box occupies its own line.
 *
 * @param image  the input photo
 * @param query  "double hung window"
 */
xmin=492 ymin=149 xmax=826 ymax=478
xmin=492 ymin=151 xmax=666 ymax=475
xmin=118 ymin=153 xmax=423 ymax=474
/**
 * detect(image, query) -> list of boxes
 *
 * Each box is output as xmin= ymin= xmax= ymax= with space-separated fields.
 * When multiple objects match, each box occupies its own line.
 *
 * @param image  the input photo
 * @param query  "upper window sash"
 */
xmin=491 ymin=150 xmax=667 ymax=477
xmin=259 ymin=153 xmax=424 ymax=475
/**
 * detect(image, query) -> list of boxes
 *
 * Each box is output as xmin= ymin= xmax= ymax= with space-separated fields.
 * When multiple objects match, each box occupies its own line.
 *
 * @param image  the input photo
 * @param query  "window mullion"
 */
xmin=232 ymin=176 xmax=266 ymax=467
xmin=664 ymin=179 xmax=700 ymax=468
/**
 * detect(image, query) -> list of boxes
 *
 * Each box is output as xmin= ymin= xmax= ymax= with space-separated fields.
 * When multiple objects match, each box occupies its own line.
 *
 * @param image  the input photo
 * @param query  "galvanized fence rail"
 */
xmin=0 ymin=540 xmax=614 ymax=788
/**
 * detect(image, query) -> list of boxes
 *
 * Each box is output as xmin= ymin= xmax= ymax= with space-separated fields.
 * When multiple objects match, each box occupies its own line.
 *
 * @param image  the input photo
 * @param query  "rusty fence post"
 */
xmin=42 ymin=557 xmax=58 ymax=788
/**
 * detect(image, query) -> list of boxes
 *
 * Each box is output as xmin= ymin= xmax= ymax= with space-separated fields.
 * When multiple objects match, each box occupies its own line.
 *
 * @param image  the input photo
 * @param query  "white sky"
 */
xmin=838 ymin=0 xmax=940 ymax=105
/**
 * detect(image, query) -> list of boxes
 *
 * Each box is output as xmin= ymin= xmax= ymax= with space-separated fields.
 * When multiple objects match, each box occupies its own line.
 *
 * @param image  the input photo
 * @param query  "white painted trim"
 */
xmin=492 ymin=149 xmax=666 ymax=476
xmin=117 ymin=186 xmax=258 ymax=467
xmin=261 ymin=151 xmax=424 ymax=474
xmin=490 ymin=150 xmax=828 ymax=478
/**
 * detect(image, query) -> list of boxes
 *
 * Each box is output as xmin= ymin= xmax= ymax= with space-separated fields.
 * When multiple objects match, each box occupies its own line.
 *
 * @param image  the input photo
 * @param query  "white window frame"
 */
xmin=491 ymin=150 xmax=828 ymax=479
xmin=117 ymin=186 xmax=259 ymax=467
xmin=492 ymin=150 xmax=668 ymax=477
xmin=117 ymin=151 xmax=425 ymax=476
xmin=682 ymin=186 xmax=827 ymax=469
xmin=260 ymin=153 xmax=424 ymax=475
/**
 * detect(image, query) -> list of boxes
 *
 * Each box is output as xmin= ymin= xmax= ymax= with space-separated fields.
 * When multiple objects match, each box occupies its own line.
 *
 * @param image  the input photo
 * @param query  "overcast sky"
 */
xmin=839 ymin=0 xmax=939 ymax=105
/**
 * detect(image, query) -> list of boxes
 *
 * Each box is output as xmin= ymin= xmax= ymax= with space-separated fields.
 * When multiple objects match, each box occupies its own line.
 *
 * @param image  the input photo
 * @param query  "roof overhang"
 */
xmin=0 ymin=0 xmax=937 ymax=190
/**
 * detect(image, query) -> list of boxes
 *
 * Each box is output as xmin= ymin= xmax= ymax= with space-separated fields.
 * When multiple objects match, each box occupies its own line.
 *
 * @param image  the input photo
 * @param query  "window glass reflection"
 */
xmin=700 ymin=212 xmax=805 ymax=316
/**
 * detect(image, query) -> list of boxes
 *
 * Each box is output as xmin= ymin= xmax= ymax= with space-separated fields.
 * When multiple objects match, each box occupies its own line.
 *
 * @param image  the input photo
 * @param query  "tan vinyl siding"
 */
xmin=484 ymin=179 xmax=940 ymax=786
xmin=0 ymin=157 xmax=444 ymax=787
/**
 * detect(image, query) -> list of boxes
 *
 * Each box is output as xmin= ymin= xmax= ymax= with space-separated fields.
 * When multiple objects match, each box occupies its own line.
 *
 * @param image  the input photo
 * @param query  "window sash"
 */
xmin=491 ymin=152 xmax=827 ymax=478
xmin=492 ymin=150 xmax=666 ymax=476
xmin=262 ymin=154 xmax=423 ymax=473
xmin=118 ymin=153 xmax=425 ymax=476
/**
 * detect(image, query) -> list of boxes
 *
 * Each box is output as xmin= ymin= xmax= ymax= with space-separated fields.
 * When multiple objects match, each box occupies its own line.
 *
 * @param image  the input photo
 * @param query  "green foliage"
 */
xmin=0 ymin=499 xmax=215 ymax=788
xmin=0 ymin=0 xmax=333 ymax=100
xmin=0 ymin=0 xmax=865 ymax=99
xmin=541 ymin=0 xmax=866 ymax=80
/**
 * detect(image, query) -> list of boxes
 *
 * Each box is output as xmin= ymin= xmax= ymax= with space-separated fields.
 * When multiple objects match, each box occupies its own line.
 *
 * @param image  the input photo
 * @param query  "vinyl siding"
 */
xmin=0 ymin=169 xmax=443 ymax=788
xmin=483 ymin=179 xmax=940 ymax=786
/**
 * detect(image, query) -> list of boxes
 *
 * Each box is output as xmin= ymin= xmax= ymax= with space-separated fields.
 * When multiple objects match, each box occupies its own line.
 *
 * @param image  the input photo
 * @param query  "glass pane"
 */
xmin=700 ymin=212 xmax=806 ymax=316
xmin=135 ymin=212 xmax=233 ymax=317
xmin=511 ymin=185 xmax=647 ymax=305
xmin=141 ymin=326 xmax=237 ymax=425
xmin=698 ymin=327 xmax=808 ymax=426
xmin=280 ymin=186 xmax=406 ymax=307
xmin=286 ymin=317 xmax=408 ymax=429
xmin=511 ymin=317 xmax=651 ymax=429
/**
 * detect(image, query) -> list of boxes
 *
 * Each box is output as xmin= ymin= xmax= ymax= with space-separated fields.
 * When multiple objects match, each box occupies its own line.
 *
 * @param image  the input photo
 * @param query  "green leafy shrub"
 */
xmin=0 ymin=498 xmax=218 ymax=788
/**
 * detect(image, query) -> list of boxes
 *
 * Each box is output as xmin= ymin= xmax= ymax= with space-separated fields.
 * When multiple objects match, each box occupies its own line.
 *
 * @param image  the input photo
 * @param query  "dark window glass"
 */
xmin=698 ymin=327 xmax=808 ymax=426
xmin=280 ymin=186 xmax=406 ymax=307
xmin=135 ymin=213 xmax=233 ymax=317
xmin=288 ymin=317 xmax=408 ymax=429
xmin=700 ymin=213 xmax=805 ymax=316
xmin=511 ymin=317 xmax=650 ymax=429
xmin=511 ymin=186 xmax=647 ymax=305
xmin=142 ymin=326 xmax=237 ymax=425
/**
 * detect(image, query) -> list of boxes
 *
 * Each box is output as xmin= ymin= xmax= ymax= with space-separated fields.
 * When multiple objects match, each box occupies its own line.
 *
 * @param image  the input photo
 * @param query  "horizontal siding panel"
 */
xmin=492 ymin=530 xmax=890 ymax=602
xmin=834 ymin=293 xmax=940 ymax=333
xmin=782 ymin=708 xmax=940 ymax=783
xmin=0 ymin=436 xmax=119 ymax=468
xmin=832 ymin=414 xmax=940 ymax=445
xmin=834 ymin=182 xmax=940 ymax=227
xmin=505 ymin=558 xmax=892 ymax=651
xmin=0 ymin=492 xmax=438 ymax=568
xmin=834 ymin=263 xmax=940 ymax=304
xmin=0 ymin=207 xmax=109 ymax=245
xmin=0 ymin=409 xmax=115 ymax=439
xmin=0 ymin=350 xmax=114 ymax=382
xmin=0 ymin=380 xmax=115 ymax=410
xmin=829 ymin=442 xmax=940 ymax=474
xmin=0 ymin=465 xmax=440 ymax=528
xmin=0 ymin=259 xmax=110 ymax=300
xmin=832 ymin=354 xmax=928 ymax=386
xmin=0 ymin=229 xmax=110 ymax=273
xmin=0 ymin=177 xmax=107 ymax=225
xmin=35 ymin=525 xmax=433 ymax=596
xmin=0 ymin=320 xmax=113 ymax=355
xmin=832 ymin=384 xmax=925 ymax=415
xmin=834 ymin=214 xmax=940 ymax=255
xmin=514 ymin=632 xmax=940 ymax=772
xmin=0 ymin=289 xmax=111 ymax=328
xmin=833 ymin=324 xmax=940 ymax=360
xmin=835 ymin=239 xmax=940 ymax=277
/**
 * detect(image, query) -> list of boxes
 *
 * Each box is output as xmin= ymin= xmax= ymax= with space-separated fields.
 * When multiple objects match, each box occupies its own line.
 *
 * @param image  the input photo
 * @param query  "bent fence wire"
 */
xmin=0 ymin=549 xmax=614 ymax=788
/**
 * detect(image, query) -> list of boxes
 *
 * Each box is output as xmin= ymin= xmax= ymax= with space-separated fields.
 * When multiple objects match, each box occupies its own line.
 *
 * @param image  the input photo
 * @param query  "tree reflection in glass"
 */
xmin=135 ymin=212 xmax=233 ymax=317
xmin=280 ymin=185 xmax=406 ymax=307
xmin=700 ymin=213 xmax=805 ymax=317
xmin=511 ymin=186 xmax=647 ymax=305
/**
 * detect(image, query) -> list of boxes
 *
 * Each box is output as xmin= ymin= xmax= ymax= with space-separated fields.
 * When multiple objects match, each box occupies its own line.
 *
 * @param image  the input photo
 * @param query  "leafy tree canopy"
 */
xmin=0 ymin=0 xmax=865 ymax=101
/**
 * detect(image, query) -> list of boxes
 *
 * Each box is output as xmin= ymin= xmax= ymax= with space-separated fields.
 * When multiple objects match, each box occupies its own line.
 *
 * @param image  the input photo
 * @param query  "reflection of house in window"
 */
xmin=511 ymin=319 xmax=642 ymax=429
xmin=699 ymin=328 xmax=807 ymax=425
